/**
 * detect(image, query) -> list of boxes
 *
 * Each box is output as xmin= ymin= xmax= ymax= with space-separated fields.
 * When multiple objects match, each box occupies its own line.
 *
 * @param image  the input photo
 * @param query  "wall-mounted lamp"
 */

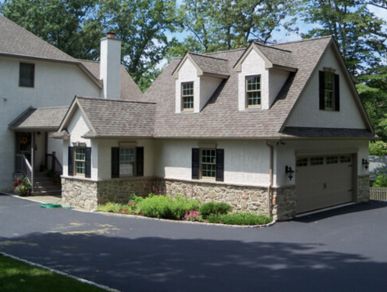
xmin=362 ymin=159 xmax=369 ymax=170
xmin=285 ymin=165 xmax=295 ymax=181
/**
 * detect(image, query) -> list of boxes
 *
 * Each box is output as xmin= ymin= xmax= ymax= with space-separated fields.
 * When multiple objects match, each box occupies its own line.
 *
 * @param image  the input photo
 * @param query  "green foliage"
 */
xmin=97 ymin=202 xmax=130 ymax=214
xmin=13 ymin=177 xmax=31 ymax=196
xmin=199 ymin=202 xmax=232 ymax=219
xmin=373 ymin=174 xmax=387 ymax=187
xmin=136 ymin=195 xmax=200 ymax=219
xmin=207 ymin=212 xmax=272 ymax=225
xmin=0 ymin=255 xmax=103 ymax=291
xmin=369 ymin=141 xmax=387 ymax=156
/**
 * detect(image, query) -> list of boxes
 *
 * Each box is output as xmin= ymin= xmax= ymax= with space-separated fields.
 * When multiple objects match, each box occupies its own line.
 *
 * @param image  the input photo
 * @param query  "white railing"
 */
xmin=15 ymin=154 xmax=33 ymax=190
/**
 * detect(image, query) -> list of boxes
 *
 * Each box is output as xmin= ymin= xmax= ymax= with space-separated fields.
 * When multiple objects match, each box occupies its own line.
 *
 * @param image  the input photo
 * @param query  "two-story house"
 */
xmin=0 ymin=16 xmax=142 ymax=194
xmin=57 ymin=36 xmax=373 ymax=220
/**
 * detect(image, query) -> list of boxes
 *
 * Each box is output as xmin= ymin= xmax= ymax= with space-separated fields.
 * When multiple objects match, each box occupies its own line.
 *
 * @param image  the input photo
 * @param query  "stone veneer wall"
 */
xmin=271 ymin=186 xmax=296 ymax=221
xmin=62 ymin=178 xmax=98 ymax=211
xmin=357 ymin=175 xmax=370 ymax=202
xmin=153 ymin=178 xmax=271 ymax=216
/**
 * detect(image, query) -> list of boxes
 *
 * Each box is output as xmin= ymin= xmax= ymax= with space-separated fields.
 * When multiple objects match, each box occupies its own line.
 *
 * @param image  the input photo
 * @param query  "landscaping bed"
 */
xmin=0 ymin=254 xmax=104 ymax=292
xmin=97 ymin=195 xmax=272 ymax=226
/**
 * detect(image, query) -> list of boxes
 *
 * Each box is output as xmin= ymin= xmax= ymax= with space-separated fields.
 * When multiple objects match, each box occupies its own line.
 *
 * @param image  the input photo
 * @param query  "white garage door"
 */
xmin=296 ymin=154 xmax=354 ymax=214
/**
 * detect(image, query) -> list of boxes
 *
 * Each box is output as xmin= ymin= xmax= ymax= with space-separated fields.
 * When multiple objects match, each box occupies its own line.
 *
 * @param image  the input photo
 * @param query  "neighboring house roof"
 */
xmin=78 ymin=60 xmax=143 ymax=101
xmin=9 ymin=106 xmax=68 ymax=131
xmin=172 ymin=52 xmax=230 ymax=78
xmin=146 ymin=36 xmax=371 ymax=139
xmin=59 ymin=97 xmax=155 ymax=138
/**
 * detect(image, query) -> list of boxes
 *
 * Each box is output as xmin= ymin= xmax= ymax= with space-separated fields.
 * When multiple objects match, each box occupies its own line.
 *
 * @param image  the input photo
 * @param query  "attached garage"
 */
xmin=295 ymin=154 xmax=354 ymax=214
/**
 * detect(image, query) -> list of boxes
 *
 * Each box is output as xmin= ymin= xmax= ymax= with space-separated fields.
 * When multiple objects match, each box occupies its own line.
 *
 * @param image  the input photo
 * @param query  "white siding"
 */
xmin=0 ymin=56 xmax=101 ymax=190
xmin=155 ymin=140 xmax=271 ymax=187
xmin=273 ymin=139 xmax=369 ymax=187
xmin=199 ymin=76 xmax=222 ymax=110
xmin=286 ymin=46 xmax=367 ymax=129
xmin=268 ymin=69 xmax=289 ymax=107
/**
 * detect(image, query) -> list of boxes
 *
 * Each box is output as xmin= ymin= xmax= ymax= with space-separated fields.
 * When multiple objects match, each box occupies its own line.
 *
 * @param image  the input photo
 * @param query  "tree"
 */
xmin=302 ymin=0 xmax=387 ymax=75
xmin=99 ymin=0 xmax=177 ymax=89
xmin=0 ymin=0 xmax=102 ymax=59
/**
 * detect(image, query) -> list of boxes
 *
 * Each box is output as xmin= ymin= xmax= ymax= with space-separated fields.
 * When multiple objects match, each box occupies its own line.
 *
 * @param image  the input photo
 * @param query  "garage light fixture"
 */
xmin=362 ymin=159 xmax=369 ymax=170
xmin=285 ymin=165 xmax=294 ymax=181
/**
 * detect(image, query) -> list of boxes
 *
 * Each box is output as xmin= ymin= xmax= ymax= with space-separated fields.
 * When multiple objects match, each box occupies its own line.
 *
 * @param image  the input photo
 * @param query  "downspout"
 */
xmin=266 ymin=140 xmax=274 ymax=219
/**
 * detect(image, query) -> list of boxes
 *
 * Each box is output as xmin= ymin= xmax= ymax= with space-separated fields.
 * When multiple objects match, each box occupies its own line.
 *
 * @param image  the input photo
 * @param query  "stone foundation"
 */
xmin=62 ymin=178 xmax=98 ymax=210
xmin=154 ymin=178 xmax=271 ymax=216
xmin=357 ymin=175 xmax=370 ymax=202
xmin=272 ymin=186 xmax=296 ymax=221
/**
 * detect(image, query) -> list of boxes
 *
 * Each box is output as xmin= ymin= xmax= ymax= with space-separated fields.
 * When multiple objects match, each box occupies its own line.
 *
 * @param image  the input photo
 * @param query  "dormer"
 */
xmin=172 ymin=53 xmax=229 ymax=113
xmin=234 ymin=43 xmax=297 ymax=111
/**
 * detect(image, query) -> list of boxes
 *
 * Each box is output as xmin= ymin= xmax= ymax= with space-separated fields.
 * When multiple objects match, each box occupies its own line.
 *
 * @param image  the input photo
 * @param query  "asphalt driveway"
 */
xmin=1 ymin=194 xmax=387 ymax=291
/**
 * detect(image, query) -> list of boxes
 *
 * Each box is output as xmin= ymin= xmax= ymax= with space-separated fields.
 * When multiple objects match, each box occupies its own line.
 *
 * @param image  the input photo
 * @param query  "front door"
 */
xmin=16 ymin=132 xmax=32 ymax=162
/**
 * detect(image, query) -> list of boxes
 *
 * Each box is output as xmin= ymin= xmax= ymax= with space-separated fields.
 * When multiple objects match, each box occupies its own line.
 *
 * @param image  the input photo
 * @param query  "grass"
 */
xmin=0 ymin=254 xmax=104 ymax=292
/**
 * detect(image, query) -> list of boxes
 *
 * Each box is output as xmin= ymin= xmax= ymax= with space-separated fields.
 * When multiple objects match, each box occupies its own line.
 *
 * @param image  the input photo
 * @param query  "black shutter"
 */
xmin=334 ymin=74 xmax=340 ymax=111
xmin=192 ymin=148 xmax=200 ymax=179
xmin=111 ymin=147 xmax=120 ymax=178
xmin=216 ymin=149 xmax=224 ymax=182
xmin=68 ymin=147 xmax=74 ymax=176
xmin=319 ymin=71 xmax=325 ymax=110
xmin=136 ymin=147 xmax=144 ymax=176
xmin=85 ymin=147 xmax=92 ymax=178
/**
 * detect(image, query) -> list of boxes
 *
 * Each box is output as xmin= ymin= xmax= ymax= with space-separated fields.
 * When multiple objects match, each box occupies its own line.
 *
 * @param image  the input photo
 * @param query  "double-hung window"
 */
xmin=68 ymin=145 xmax=91 ymax=178
xmin=119 ymin=148 xmax=136 ymax=177
xmin=74 ymin=147 xmax=86 ymax=176
xmin=319 ymin=70 xmax=340 ymax=111
xmin=192 ymin=148 xmax=224 ymax=181
xmin=181 ymin=81 xmax=194 ymax=111
xmin=245 ymin=75 xmax=261 ymax=107
xmin=19 ymin=63 xmax=35 ymax=88
xmin=111 ymin=146 xmax=144 ymax=178
xmin=201 ymin=149 xmax=217 ymax=178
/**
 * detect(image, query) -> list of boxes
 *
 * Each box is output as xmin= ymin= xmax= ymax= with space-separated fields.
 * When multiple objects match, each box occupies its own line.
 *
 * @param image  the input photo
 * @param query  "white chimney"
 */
xmin=100 ymin=32 xmax=121 ymax=99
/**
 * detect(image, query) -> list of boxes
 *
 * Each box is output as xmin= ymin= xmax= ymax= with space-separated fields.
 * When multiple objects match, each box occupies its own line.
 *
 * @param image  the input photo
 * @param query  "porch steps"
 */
xmin=32 ymin=173 xmax=61 ymax=196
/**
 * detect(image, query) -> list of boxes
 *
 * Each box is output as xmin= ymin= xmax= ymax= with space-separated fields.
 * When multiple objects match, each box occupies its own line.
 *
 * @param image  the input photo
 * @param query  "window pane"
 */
xmin=74 ymin=147 xmax=86 ymax=175
xmin=326 ymin=156 xmax=338 ymax=164
xmin=120 ymin=148 xmax=135 ymax=176
xmin=182 ymin=82 xmax=194 ymax=110
xmin=323 ymin=71 xmax=335 ymax=110
xmin=245 ymin=75 xmax=261 ymax=106
xmin=19 ymin=63 xmax=35 ymax=87
xmin=296 ymin=158 xmax=308 ymax=167
xmin=201 ymin=149 xmax=216 ymax=178
xmin=310 ymin=157 xmax=324 ymax=165
xmin=183 ymin=96 xmax=194 ymax=109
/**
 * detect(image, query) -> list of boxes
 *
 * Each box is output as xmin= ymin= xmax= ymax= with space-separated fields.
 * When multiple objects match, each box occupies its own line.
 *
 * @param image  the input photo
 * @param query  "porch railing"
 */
xmin=45 ymin=151 xmax=63 ymax=176
xmin=15 ymin=153 xmax=33 ymax=189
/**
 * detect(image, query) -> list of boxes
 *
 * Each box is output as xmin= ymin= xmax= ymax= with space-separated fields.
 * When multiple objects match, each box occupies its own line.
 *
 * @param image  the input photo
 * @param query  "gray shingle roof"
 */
xmin=79 ymin=60 xmax=143 ymax=101
xmin=254 ymin=43 xmax=296 ymax=69
xmin=9 ymin=106 xmax=68 ymax=130
xmin=188 ymin=53 xmax=229 ymax=76
xmin=75 ymin=97 xmax=155 ymax=138
xmin=0 ymin=16 xmax=76 ymax=63
xmin=145 ymin=36 xmax=351 ymax=138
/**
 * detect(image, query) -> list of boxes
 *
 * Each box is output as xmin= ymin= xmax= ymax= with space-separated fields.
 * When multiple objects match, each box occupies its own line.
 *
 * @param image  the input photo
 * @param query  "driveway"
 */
xmin=1 ymin=194 xmax=387 ymax=291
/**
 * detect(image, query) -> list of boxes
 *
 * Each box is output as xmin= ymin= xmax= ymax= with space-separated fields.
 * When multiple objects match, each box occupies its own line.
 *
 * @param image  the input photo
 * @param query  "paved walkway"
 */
xmin=1 ymin=194 xmax=387 ymax=291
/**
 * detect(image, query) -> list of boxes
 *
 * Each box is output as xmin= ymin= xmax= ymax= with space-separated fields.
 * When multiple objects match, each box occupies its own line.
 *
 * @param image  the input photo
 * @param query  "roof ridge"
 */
xmin=34 ymin=105 xmax=69 ymax=110
xmin=76 ymin=96 xmax=156 ymax=105
xmin=273 ymin=35 xmax=333 ymax=46
xmin=204 ymin=47 xmax=247 ymax=56
xmin=254 ymin=42 xmax=292 ymax=53
xmin=77 ymin=58 xmax=99 ymax=64
xmin=188 ymin=52 xmax=228 ymax=61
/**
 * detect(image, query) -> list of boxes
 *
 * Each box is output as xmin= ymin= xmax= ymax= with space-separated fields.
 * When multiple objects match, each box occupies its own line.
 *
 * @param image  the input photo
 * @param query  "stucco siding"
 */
xmin=0 ymin=56 xmax=101 ymax=190
xmin=285 ymin=46 xmax=367 ymax=129
xmin=269 ymin=69 xmax=289 ymax=108
xmin=155 ymin=140 xmax=270 ymax=187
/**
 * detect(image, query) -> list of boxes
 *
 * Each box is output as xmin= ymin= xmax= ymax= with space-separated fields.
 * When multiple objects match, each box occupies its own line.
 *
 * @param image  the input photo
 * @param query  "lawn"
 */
xmin=0 ymin=254 xmax=105 ymax=292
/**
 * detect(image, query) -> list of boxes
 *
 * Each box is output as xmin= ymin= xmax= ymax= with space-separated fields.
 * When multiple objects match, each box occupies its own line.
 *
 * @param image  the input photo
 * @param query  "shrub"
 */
xmin=136 ymin=195 xmax=200 ymax=220
xmin=369 ymin=141 xmax=387 ymax=156
xmin=183 ymin=210 xmax=202 ymax=221
xmin=199 ymin=202 xmax=232 ymax=219
xmin=97 ymin=203 xmax=130 ymax=214
xmin=13 ymin=177 xmax=32 ymax=196
xmin=207 ymin=212 xmax=272 ymax=225
xmin=373 ymin=174 xmax=387 ymax=187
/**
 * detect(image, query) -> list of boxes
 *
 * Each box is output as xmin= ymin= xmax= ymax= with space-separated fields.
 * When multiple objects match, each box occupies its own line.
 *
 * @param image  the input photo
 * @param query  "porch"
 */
xmin=9 ymin=106 xmax=68 ymax=195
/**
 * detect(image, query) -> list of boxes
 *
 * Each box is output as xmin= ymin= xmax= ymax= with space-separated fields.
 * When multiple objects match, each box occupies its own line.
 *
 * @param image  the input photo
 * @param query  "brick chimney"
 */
xmin=100 ymin=32 xmax=121 ymax=99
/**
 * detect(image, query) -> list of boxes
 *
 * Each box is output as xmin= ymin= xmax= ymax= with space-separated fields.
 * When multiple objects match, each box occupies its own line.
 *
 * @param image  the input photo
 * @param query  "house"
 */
xmin=0 ymin=16 xmax=142 ymax=194
xmin=57 ymin=35 xmax=373 ymax=220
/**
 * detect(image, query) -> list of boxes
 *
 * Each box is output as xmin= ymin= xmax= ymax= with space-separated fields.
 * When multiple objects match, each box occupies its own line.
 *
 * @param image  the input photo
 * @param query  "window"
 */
xmin=319 ymin=71 xmax=340 ymax=111
xmin=201 ymin=149 xmax=216 ymax=178
xmin=310 ymin=157 xmax=324 ymax=165
xmin=119 ymin=148 xmax=136 ymax=176
xmin=340 ymin=155 xmax=352 ymax=163
xmin=296 ymin=158 xmax=308 ymax=167
xmin=245 ymin=75 xmax=261 ymax=107
xmin=74 ymin=147 xmax=86 ymax=175
xmin=326 ymin=156 xmax=338 ymax=164
xmin=181 ymin=82 xmax=194 ymax=110
xmin=19 ymin=63 xmax=35 ymax=87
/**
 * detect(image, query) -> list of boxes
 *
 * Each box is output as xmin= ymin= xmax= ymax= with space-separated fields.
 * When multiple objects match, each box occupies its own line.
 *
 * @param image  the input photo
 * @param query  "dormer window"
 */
xmin=319 ymin=70 xmax=340 ymax=112
xmin=246 ymin=75 xmax=261 ymax=107
xmin=182 ymin=81 xmax=194 ymax=111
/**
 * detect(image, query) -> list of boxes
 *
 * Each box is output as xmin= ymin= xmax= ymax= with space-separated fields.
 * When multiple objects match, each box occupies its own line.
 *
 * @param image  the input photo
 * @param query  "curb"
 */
xmin=0 ymin=251 xmax=118 ymax=292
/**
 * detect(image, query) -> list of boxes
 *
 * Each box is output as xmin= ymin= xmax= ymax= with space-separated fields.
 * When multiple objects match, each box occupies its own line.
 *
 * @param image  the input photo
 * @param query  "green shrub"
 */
xmin=373 ymin=174 xmax=387 ymax=187
xmin=369 ymin=141 xmax=387 ymax=156
xmin=207 ymin=212 xmax=272 ymax=225
xmin=136 ymin=195 xmax=200 ymax=219
xmin=97 ymin=203 xmax=124 ymax=213
xmin=199 ymin=202 xmax=232 ymax=218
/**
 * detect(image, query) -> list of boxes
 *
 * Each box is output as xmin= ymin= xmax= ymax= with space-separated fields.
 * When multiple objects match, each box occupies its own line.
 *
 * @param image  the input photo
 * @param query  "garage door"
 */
xmin=296 ymin=154 xmax=354 ymax=214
